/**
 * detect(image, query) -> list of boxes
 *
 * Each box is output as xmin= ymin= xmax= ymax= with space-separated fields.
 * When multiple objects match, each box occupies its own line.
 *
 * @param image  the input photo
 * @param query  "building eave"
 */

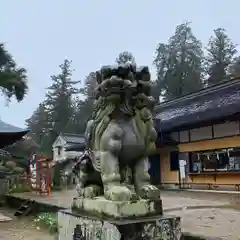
xmin=155 ymin=79 xmax=240 ymax=132
xmin=155 ymin=78 xmax=240 ymax=112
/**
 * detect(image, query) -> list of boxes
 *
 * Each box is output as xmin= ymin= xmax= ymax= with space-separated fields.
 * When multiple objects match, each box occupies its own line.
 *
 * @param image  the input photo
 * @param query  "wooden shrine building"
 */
xmin=154 ymin=78 xmax=240 ymax=190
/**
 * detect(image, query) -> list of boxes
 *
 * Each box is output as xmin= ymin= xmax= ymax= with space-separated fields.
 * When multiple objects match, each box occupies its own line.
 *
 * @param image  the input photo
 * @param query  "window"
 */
xmin=57 ymin=147 xmax=61 ymax=156
xmin=170 ymin=151 xmax=179 ymax=171
xmin=190 ymin=152 xmax=202 ymax=172
xmin=229 ymin=150 xmax=240 ymax=170
xmin=188 ymin=148 xmax=240 ymax=173
xmin=201 ymin=154 xmax=217 ymax=171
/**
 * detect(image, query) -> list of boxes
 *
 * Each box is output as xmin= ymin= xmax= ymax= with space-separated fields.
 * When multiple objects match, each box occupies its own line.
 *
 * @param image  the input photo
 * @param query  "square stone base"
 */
xmin=72 ymin=197 xmax=163 ymax=219
xmin=58 ymin=209 xmax=181 ymax=240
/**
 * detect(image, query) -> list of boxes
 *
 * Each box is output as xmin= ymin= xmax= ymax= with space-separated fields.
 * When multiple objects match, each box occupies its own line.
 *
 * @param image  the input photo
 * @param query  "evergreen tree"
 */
xmin=25 ymin=103 xmax=49 ymax=141
xmin=0 ymin=43 xmax=28 ymax=101
xmin=25 ymin=102 xmax=50 ymax=153
xmin=81 ymin=72 xmax=97 ymax=98
xmin=116 ymin=51 xmax=135 ymax=64
xmin=26 ymin=59 xmax=80 ymax=155
xmin=229 ymin=56 xmax=240 ymax=78
xmin=154 ymin=22 xmax=204 ymax=101
xmin=205 ymin=28 xmax=237 ymax=86
xmin=71 ymin=72 xmax=97 ymax=134
xmin=44 ymin=59 xmax=80 ymax=152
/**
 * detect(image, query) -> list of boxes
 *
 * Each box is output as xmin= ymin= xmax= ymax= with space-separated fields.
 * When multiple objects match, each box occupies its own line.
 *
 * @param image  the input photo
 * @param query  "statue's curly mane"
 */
xmin=90 ymin=97 xmax=115 ymax=150
xmin=87 ymin=63 xmax=156 ymax=153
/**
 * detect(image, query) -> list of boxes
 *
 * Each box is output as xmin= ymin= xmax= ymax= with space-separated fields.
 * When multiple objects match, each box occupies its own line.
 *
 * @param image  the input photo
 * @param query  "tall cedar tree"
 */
xmin=29 ymin=59 xmax=80 ymax=154
xmin=205 ymin=28 xmax=237 ymax=86
xmin=0 ymin=43 xmax=28 ymax=101
xmin=154 ymin=22 xmax=204 ymax=101
xmin=68 ymin=52 xmax=136 ymax=135
xmin=71 ymin=72 xmax=97 ymax=134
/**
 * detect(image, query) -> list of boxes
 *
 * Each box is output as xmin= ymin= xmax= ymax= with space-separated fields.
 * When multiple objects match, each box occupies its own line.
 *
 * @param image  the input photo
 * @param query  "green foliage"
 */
xmin=9 ymin=183 xmax=31 ymax=193
xmin=25 ymin=59 xmax=81 ymax=155
xmin=4 ymin=138 xmax=38 ymax=163
xmin=205 ymin=28 xmax=237 ymax=86
xmin=52 ymin=163 xmax=61 ymax=187
xmin=0 ymin=43 xmax=28 ymax=102
xmin=154 ymin=22 xmax=204 ymax=101
xmin=34 ymin=212 xmax=58 ymax=234
xmin=25 ymin=103 xmax=50 ymax=149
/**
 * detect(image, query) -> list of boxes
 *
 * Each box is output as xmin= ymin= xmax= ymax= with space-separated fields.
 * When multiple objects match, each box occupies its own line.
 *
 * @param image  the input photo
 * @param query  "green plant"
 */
xmin=0 ymin=198 xmax=6 ymax=207
xmin=34 ymin=212 xmax=58 ymax=234
xmin=9 ymin=183 xmax=31 ymax=193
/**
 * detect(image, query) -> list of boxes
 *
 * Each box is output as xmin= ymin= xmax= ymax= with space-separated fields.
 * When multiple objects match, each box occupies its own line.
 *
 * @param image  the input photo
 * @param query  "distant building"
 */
xmin=0 ymin=120 xmax=29 ymax=149
xmin=52 ymin=133 xmax=85 ymax=162
xmin=154 ymin=78 xmax=240 ymax=190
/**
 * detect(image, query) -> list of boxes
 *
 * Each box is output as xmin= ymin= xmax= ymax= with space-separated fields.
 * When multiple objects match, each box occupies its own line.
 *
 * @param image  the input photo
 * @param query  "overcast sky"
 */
xmin=1 ymin=0 xmax=239 ymax=128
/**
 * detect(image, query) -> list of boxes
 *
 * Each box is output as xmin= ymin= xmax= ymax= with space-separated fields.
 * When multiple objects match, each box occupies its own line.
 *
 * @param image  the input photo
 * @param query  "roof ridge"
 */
xmin=155 ymin=78 xmax=240 ymax=111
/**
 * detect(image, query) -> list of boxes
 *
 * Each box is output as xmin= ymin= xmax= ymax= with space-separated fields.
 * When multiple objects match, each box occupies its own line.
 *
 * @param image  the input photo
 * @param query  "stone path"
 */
xmin=9 ymin=188 xmax=230 ymax=210
xmin=8 ymin=189 xmax=240 ymax=239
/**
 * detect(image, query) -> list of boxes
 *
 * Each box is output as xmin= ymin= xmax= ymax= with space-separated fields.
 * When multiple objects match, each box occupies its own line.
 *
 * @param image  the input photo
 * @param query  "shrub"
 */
xmin=5 ymin=161 xmax=17 ymax=169
xmin=34 ymin=212 xmax=58 ymax=234
xmin=9 ymin=183 xmax=31 ymax=193
xmin=13 ymin=167 xmax=24 ymax=173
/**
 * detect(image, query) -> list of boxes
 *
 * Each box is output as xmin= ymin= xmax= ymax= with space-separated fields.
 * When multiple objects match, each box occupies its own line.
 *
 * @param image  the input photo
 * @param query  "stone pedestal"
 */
xmin=72 ymin=196 xmax=163 ymax=218
xmin=58 ymin=209 xmax=181 ymax=240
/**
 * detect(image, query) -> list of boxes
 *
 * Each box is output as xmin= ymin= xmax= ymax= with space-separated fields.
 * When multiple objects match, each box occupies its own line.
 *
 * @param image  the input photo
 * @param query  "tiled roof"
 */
xmin=155 ymin=79 xmax=240 ymax=132
xmin=0 ymin=120 xmax=29 ymax=133
xmin=0 ymin=120 xmax=29 ymax=148
xmin=61 ymin=133 xmax=85 ymax=144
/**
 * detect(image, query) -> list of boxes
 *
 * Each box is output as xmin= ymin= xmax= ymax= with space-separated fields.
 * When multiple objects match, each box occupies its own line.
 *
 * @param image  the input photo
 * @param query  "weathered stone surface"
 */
xmin=72 ymin=196 xmax=162 ymax=218
xmin=0 ymin=213 xmax=12 ymax=222
xmin=58 ymin=209 xmax=181 ymax=240
xmin=72 ymin=63 xmax=160 ymax=202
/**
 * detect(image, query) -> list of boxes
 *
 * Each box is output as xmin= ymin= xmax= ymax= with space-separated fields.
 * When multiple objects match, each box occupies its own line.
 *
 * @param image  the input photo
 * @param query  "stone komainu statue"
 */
xmin=73 ymin=63 xmax=160 ymax=201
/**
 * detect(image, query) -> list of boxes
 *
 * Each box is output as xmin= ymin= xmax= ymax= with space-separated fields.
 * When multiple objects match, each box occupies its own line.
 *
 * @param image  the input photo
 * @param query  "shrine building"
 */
xmin=152 ymin=78 xmax=240 ymax=191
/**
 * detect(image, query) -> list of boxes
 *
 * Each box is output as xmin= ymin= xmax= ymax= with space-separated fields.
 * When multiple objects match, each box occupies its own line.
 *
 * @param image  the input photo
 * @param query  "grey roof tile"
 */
xmin=61 ymin=133 xmax=85 ymax=144
xmin=0 ymin=120 xmax=29 ymax=133
xmin=156 ymin=82 xmax=240 ymax=131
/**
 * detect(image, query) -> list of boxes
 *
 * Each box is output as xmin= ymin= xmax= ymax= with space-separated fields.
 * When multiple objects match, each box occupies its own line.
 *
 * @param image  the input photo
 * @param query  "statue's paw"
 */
xmin=76 ymin=184 xmax=84 ymax=197
xmin=105 ymin=186 xmax=132 ymax=201
xmin=139 ymin=184 xmax=160 ymax=200
xmin=83 ymin=185 xmax=102 ymax=198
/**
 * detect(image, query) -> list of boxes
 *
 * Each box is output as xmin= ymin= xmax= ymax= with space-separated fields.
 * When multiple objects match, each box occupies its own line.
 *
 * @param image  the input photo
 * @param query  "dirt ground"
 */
xmin=5 ymin=189 xmax=240 ymax=239
xmin=0 ymin=209 xmax=55 ymax=240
